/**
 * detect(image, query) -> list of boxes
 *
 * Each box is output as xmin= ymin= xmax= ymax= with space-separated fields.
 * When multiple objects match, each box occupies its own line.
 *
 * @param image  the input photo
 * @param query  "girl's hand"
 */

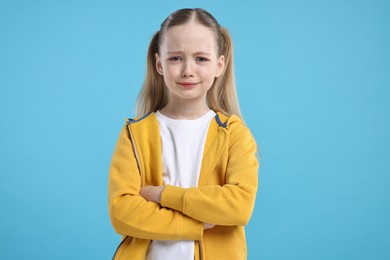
xmin=203 ymin=223 xmax=215 ymax=230
xmin=140 ymin=186 xmax=164 ymax=204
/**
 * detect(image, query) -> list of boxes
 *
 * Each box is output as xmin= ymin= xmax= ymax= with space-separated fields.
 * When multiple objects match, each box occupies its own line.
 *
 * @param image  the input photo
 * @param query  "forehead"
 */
xmin=160 ymin=22 xmax=217 ymax=53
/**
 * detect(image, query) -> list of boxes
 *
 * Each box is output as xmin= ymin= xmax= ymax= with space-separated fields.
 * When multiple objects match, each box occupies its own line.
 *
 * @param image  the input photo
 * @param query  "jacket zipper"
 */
xmin=127 ymin=125 xmax=143 ymax=185
xmin=198 ymin=240 xmax=203 ymax=260
xmin=112 ymin=236 xmax=130 ymax=260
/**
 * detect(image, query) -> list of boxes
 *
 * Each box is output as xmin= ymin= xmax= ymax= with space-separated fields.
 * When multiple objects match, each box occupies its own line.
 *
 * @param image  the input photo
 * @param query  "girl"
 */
xmin=109 ymin=8 xmax=259 ymax=260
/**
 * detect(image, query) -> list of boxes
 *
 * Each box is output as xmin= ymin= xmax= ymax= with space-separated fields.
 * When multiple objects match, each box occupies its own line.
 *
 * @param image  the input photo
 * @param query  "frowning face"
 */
xmin=156 ymin=22 xmax=225 ymax=106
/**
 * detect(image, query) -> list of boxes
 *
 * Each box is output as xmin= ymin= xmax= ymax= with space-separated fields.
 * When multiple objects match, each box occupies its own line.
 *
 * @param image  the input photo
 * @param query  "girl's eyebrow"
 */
xmin=167 ymin=51 xmax=212 ymax=56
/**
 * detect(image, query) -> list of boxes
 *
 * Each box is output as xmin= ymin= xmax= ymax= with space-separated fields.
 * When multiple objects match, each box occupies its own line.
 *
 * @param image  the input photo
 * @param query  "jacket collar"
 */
xmin=127 ymin=111 xmax=229 ymax=128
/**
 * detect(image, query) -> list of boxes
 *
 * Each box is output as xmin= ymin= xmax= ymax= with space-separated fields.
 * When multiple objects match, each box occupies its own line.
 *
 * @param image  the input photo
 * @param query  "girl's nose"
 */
xmin=181 ymin=61 xmax=194 ymax=78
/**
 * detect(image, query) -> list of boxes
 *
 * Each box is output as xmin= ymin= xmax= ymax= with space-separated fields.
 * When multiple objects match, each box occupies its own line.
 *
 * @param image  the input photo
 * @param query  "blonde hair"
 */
xmin=136 ymin=8 xmax=243 ymax=121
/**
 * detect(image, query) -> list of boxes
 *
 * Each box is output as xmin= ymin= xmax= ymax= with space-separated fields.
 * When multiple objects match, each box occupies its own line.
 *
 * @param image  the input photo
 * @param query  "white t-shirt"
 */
xmin=146 ymin=110 xmax=216 ymax=260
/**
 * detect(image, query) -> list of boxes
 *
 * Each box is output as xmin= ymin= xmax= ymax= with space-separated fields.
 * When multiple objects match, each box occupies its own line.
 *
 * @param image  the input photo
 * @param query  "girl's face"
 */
xmin=156 ymin=22 xmax=225 ymax=106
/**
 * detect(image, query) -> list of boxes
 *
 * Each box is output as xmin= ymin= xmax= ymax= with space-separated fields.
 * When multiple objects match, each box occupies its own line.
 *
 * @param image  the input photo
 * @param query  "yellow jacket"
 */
xmin=108 ymin=112 xmax=259 ymax=260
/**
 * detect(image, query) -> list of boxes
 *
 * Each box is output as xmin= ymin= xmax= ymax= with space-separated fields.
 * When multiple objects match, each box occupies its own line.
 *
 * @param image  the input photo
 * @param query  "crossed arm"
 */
xmin=109 ymin=124 xmax=258 ymax=240
xmin=140 ymin=186 xmax=215 ymax=230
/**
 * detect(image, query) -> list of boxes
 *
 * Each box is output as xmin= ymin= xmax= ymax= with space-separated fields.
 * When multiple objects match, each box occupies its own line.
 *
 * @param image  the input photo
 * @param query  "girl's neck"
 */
xmin=160 ymin=100 xmax=211 ymax=120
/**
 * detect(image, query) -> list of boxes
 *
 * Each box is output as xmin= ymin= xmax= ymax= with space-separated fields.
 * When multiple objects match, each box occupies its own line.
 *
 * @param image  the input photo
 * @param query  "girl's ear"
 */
xmin=215 ymin=55 xmax=225 ymax=77
xmin=155 ymin=53 xmax=163 ymax=75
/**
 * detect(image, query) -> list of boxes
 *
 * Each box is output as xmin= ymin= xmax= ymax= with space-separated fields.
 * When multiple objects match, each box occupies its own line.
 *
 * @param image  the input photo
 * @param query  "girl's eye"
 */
xmin=168 ymin=56 xmax=182 ymax=62
xmin=195 ymin=57 xmax=209 ymax=63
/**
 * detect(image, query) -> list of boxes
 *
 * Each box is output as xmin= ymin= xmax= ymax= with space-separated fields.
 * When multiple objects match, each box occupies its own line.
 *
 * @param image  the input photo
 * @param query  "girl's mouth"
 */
xmin=178 ymin=82 xmax=199 ymax=88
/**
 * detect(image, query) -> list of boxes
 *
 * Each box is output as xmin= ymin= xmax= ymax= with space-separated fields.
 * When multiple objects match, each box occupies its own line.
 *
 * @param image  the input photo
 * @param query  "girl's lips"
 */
xmin=178 ymin=82 xmax=199 ymax=88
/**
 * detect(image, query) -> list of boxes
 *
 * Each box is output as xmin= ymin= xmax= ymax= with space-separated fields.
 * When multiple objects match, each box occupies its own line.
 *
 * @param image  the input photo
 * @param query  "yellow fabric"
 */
xmin=109 ymin=112 xmax=259 ymax=260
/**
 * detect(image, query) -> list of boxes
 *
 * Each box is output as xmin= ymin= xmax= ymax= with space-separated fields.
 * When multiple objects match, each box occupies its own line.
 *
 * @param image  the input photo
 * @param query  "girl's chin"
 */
xmin=170 ymin=93 xmax=207 ymax=102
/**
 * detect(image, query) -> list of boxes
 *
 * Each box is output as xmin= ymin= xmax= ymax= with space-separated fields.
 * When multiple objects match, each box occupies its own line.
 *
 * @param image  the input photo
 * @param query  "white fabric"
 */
xmin=146 ymin=110 xmax=216 ymax=260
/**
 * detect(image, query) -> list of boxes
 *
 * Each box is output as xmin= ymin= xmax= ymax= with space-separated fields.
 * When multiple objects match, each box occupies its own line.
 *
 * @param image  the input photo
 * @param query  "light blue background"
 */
xmin=1 ymin=0 xmax=389 ymax=259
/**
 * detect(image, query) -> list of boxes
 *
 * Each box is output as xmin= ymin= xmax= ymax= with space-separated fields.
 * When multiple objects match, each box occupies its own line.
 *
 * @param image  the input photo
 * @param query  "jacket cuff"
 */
xmin=179 ymin=215 xmax=204 ymax=240
xmin=161 ymin=184 xmax=188 ymax=212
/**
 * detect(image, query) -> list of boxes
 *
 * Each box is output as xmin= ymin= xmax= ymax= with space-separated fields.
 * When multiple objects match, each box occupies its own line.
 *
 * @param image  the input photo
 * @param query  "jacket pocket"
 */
xmin=233 ymin=226 xmax=247 ymax=256
xmin=203 ymin=226 xmax=247 ymax=259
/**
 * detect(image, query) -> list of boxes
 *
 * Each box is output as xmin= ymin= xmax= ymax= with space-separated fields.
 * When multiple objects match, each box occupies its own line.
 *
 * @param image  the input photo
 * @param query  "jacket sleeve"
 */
xmin=160 ymin=123 xmax=259 ymax=226
xmin=108 ymin=125 xmax=204 ymax=240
